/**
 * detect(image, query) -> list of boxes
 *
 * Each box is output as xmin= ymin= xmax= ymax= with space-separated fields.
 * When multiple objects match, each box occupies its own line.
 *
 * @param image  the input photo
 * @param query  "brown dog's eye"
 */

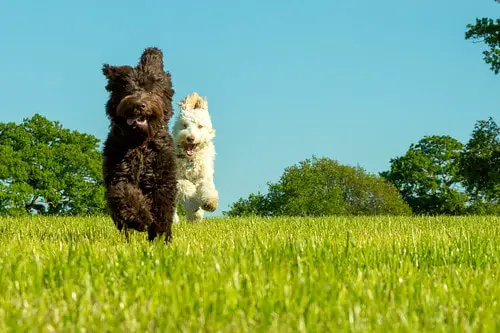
xmin=198 ymin=125 xmax=203 ymax=129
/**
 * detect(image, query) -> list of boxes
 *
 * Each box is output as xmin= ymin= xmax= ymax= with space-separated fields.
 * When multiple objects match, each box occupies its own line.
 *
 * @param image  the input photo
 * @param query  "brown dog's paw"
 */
xmin=202 ymin=198 xmax=218 ymax=212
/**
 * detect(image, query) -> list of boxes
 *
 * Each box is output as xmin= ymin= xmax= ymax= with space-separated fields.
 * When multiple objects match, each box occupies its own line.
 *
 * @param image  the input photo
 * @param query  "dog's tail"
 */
xmin=177 ymin=92 xmax=208 ymax=110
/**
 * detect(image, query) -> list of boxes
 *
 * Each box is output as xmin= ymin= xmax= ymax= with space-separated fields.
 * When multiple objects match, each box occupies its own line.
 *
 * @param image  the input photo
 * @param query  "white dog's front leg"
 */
xmin=198 ymin=179 xmax=219 ymax=212
xmin=177 ymin=179 xmax=197 ymax=201
xmin=184 ymin=203 xmax=204 ymax=223
xmin=173 ymin=206 xmax=180 ymax=224
xmin=177 ymin=179 xmax=204 ymax=223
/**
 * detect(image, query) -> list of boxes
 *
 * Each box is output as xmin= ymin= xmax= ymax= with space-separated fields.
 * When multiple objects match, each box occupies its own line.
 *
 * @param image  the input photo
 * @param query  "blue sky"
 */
xmin=0 ymin=0 xmax=498 ymax=216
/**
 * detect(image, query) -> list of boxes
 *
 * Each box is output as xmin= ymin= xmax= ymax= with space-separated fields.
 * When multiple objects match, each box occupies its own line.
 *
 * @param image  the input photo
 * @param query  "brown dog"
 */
xmin=101 ymin=47 xmax=177 ymax=243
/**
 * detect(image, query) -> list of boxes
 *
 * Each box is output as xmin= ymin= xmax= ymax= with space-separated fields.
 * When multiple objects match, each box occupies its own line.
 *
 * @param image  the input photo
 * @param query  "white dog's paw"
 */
xmin=201 ymin=197 xmax=218 ymax=212
xmin=198 ymin=185 xmax=218 ymax=212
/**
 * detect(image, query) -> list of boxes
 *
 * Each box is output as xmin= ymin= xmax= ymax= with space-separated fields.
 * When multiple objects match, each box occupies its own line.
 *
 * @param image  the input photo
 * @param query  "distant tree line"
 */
xmin=224 ymin=118 xmax=499 ymax=217
xmin=0 ymin=114 xmax=498 ymax=217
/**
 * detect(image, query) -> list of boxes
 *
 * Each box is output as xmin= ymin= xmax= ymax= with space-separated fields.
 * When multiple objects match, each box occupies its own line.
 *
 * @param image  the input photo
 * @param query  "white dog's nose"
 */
xmin=186 ymin=135 xmax=195 ymax=143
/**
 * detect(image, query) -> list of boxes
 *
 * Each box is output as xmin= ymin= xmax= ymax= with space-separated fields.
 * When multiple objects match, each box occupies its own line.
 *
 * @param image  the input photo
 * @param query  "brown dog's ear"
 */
xmin=102 ymin=64 xmax=133 ymax=78
xmin=102 ymin=64 xmax=114 ymax=78
xmin=138 ymin=47 xmax=164 ymax=72
xmin=102 ymin=64 xmax=133 ymax=91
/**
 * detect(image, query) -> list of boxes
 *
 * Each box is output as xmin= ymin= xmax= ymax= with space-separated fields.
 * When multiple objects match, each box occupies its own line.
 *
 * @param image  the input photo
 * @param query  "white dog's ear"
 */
xmin=178 ymin=92 xmax=209 ymax=110
xmin=192 ymin=94 xmax=208 ymax=110
xmin=176 ymin=96 xmax=186 ymax=109
xmin=201 ymin=97 xmax=208 ymax=110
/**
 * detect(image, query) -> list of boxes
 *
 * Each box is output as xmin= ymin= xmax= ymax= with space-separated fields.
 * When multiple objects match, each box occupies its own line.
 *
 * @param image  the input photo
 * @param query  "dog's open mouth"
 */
xmin=126 ymin=116 xmax=148 ymax=127
xmin=181 ymin=143 xmax=198 ymax=156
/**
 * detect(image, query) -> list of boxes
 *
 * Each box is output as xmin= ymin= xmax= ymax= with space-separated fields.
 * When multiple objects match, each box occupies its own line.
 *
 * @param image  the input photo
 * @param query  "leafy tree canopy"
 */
xmin=225 ymin=156 xmax=411 ymax=217
xmin=465 ymin=0 xmax=500 ymax=74
xmin=459 ymin=117 xmax=499 ymax=214
xmin=381 ymin=136 xmax=467 ymax=215
xmin=0 ymin=114 xmax=106 ymax=216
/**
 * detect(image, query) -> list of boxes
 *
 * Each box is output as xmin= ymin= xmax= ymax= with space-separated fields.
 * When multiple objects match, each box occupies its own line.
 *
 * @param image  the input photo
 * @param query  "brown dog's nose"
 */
xmin=186 ymin=135 xmax=195 ymax=143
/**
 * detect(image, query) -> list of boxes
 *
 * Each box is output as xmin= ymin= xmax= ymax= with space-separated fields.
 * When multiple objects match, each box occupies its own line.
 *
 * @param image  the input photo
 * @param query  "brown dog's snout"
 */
xmin=117 ymin=93 xmax=165 ymax=121
xmin=132 ymin=101 xmax=147 ymax=114
xmin=118 ymin=95 xmax=149 ymax=116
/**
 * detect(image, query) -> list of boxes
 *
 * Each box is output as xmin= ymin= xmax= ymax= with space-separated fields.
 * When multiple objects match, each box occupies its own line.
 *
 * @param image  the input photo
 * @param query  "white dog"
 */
xmin=173 ymin=92 xmax=218 ymax=223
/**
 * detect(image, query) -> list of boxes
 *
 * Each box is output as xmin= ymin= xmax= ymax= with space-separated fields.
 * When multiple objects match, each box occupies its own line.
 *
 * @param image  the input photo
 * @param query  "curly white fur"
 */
xmin=173 ymin=92 xmax=218 ymax=223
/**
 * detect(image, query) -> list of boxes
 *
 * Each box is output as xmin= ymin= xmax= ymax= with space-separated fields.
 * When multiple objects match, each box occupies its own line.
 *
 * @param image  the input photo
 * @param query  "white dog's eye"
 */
xmin=183 ymin=123 xmax=188 ymax=128
xmin=198 ymin=124 xmax=203 ymax=129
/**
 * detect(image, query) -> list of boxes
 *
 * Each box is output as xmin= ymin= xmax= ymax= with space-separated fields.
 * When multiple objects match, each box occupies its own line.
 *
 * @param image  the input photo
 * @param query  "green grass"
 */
xmin=0 ymin=216 xmax=498 ymax=332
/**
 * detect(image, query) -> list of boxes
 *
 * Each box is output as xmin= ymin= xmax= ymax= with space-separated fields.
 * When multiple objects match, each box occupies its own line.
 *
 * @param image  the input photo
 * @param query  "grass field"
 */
xmin=0 ymin=215 xmax=498 ymax=332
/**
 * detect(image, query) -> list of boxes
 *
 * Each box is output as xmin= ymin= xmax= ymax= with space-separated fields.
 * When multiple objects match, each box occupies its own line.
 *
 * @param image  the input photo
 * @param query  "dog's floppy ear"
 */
xmin=102 ymin=64 xmax=133 ymax=91
xmin=138 ymin=47 xmax=164 ymax=72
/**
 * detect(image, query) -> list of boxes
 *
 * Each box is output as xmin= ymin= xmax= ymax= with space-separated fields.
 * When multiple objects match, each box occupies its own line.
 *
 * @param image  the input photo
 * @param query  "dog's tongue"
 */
xmin=127 ymin=117 xmax=147 ymax=127
xmin=183 ymin=143 xmax=197 ymax=156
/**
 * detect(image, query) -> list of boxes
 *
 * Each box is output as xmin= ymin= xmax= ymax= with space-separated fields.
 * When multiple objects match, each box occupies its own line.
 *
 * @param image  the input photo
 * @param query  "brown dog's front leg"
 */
xmin=108 ymin=182 xmax=153 ymax=231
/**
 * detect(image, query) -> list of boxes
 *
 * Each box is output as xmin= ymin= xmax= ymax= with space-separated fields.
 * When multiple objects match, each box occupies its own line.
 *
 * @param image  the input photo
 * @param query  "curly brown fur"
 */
xmin=102 ymin=47 xmax=177 ymax=244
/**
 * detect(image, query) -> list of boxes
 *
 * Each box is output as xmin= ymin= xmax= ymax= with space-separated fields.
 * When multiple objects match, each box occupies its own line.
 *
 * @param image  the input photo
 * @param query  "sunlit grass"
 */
xmin=0 ymin=215 xmax=498 ymax=332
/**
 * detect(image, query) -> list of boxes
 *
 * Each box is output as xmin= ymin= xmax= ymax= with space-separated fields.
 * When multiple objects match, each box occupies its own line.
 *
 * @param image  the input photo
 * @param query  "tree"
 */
xmin=225 ymin=192 xmax=272 ymax=217
xmin=381 ymin=135 xmax=467 ymax=215
xmin=224 ymin=156 xmax=411 ymax=217
xmin=465 ymin=0 xmax=500 ymax=74
xmin=459 ymin=117 xmax=499 ymax=213
xmin=0 ymin=114 xmax=106 ymax=216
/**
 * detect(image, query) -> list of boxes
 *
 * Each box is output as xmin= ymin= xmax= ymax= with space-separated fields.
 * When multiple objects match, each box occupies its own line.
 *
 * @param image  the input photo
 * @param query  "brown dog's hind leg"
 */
xmin=148 ymin=184 xmax=176 ymax=244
